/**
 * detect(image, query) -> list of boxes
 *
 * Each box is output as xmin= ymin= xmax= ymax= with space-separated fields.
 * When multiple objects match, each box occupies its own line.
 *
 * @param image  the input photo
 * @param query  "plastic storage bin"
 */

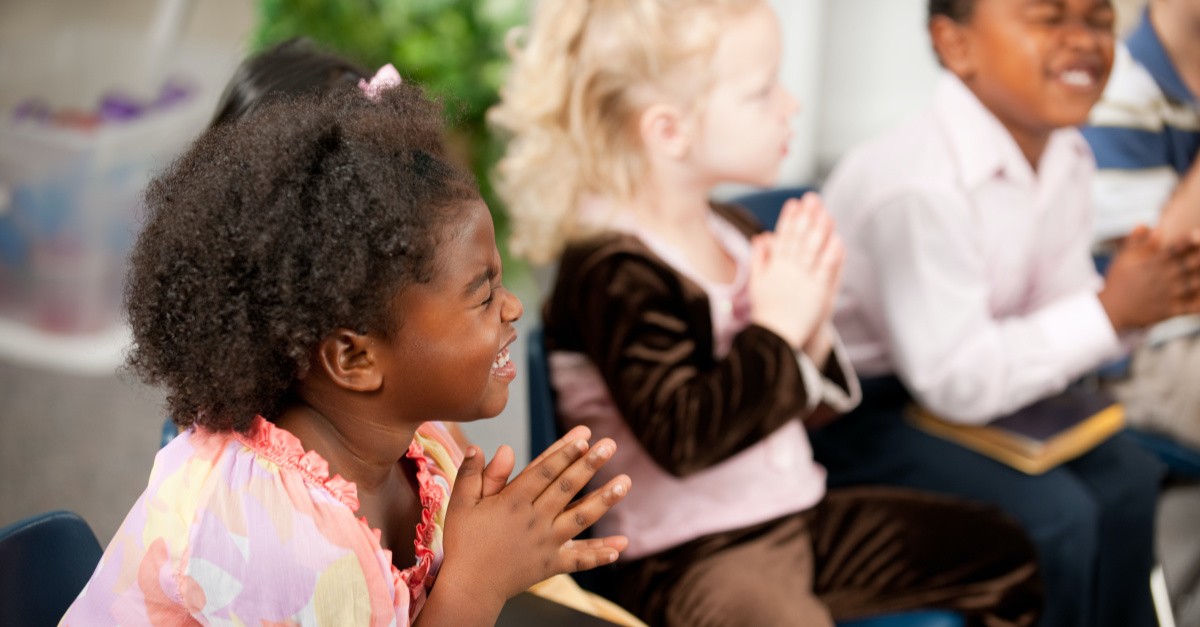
xmin=0 ymin=28 xmax=234 ymax=370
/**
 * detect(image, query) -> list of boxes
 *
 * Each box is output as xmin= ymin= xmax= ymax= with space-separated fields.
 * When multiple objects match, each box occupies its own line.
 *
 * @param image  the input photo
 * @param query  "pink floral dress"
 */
xmin=62 ymin=417 xmax=462 ymax=626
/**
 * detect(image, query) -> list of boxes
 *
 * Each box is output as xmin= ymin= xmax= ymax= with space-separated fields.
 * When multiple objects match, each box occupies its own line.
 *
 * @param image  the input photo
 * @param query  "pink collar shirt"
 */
xmin=824 ymin=72 xmax=1124 ymax=424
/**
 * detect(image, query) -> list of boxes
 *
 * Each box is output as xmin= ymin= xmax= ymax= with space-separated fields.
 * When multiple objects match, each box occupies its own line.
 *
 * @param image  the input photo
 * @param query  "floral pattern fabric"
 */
xmin=62 ymin=417 xmax=461 ymax=626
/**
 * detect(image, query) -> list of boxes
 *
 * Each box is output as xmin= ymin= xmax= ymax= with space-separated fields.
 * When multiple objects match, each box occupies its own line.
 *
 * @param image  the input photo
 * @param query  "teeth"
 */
xmin=492 ymin=347 xmax=510 ymax=370
xmin=1060 ymin=69 xmax=1093 ymax=87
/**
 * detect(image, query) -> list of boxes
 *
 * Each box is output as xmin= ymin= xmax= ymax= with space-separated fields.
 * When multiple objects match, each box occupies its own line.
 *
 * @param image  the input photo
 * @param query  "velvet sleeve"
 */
xmin=544 ymin=237 xmax=818 ymax=477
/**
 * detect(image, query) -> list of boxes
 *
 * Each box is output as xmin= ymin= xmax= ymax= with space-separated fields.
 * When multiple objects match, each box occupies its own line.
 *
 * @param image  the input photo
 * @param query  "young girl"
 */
xmin=811 ymin=1 xmax=1200 ymax=626
xmin=491 ymin=1 xmax=1042 ymax=625
xmin=62 ymin=81 xmax=632 ymax=625
xmin=196 ymin=40 xmax=645 ymax=625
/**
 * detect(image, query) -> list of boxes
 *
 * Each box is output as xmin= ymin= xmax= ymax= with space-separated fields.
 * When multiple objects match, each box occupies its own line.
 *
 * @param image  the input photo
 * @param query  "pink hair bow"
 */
xmin=359 ymin=64 xmax=403 ymax=101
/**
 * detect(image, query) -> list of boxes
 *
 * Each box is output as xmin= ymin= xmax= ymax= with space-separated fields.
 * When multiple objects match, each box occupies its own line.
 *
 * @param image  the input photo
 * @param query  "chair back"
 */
xmin=161 ymin=416 xmax=179 ymax=448
xmin=730 ymin=185 xmax=815 ymax=231
xmin=0 ymin=510 xmax=102 ymax=626
xmin=1125 ymin=428 xmax=1200 ymax=481
xmin=527 ymin=325 xmax=559 ymax=457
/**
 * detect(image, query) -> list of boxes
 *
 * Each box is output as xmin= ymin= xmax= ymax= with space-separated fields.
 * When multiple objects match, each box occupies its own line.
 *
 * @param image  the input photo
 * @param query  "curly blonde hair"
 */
xmin=490 ymin=0 xmax=760 ymax=264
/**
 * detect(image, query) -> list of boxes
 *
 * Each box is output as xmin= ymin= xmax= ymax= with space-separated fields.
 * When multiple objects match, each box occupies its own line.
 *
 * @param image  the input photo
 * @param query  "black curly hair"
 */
xmin=929 ymin=0 xmax=975 ymax=22
xmin=209 ymin=37 xmax=368 ymax=128
xmin=126 ymin=84 xmax=481 ymax=433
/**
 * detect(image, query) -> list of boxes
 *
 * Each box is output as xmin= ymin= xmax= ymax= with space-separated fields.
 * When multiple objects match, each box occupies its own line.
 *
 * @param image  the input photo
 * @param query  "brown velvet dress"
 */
xmin=542 ymin=203 xmax=1043 ymax=627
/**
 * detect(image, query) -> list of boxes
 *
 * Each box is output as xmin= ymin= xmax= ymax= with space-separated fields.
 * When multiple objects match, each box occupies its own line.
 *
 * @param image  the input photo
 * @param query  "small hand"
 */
xmin=1099 ymin=225 xmax=1200 ymax=329
xmin=480 ymin=425 xmax=600 ymax=497
xmin=439 ymin=428 xmax=631 ymax=610
xmin=749 ymin=192 xmax=843 ymax=348
xmin=1165 ymin=228 xmax=1200 ymax=316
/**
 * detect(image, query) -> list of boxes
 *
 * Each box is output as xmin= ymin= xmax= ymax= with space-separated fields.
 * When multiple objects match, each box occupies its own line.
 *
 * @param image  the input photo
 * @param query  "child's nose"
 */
xmin=1062 ymin=18 xmax=1106 ymax=50
xmin=782 ymin=87 xmax=801 ymax=117
xmin=502 ymin=290 xmax=524 ymax=323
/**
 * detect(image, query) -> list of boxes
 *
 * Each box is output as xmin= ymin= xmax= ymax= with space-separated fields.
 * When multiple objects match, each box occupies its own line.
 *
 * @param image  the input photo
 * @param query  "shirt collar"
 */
xmin=933 ymin=71 xmax=1091 ymax=191
xmin=1126 ymin=7 xmax=1196 ymax=105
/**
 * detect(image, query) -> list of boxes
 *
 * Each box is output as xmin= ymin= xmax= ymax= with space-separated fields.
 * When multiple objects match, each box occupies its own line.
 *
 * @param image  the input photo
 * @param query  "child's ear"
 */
xmin=929 ymin=15 xmax=976 ymax=81
xmin=314 ymin=329 xmax=384 ymax=392
xmin=639 ymin=103 xmax=692 ymax=160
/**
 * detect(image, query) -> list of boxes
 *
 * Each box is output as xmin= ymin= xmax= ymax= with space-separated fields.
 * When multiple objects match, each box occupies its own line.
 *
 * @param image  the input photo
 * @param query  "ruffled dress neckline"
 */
xmin=232 ymin=416 xmax=445 ymax=609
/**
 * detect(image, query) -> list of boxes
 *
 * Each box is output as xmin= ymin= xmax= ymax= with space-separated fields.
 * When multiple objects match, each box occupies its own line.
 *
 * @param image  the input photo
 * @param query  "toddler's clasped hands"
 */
xmin=748 ymin=192 xmax=844 ymax=350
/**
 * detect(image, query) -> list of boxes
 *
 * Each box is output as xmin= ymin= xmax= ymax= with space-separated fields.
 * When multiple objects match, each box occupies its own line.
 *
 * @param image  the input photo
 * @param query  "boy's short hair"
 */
xmin=210 ymin=37 xmax=369 ymax=127
xmin=128 ymin=85 xmax=479 ymax=433
xmin=929 ymin=0 xmax=976 ymax=22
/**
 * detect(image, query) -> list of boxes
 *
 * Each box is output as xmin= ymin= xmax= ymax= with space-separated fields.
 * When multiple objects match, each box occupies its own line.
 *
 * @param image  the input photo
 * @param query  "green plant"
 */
xmin=253 ymin=0 xmax=525 ymax=267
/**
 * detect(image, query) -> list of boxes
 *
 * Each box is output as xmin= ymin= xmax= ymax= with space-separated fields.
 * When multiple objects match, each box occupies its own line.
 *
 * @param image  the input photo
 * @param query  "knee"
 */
xmin=1017 ymin=484 xmax=1101 ymax=572
xmin=663 ymin=577 xmax=834 ymax=627
xmin=1028 ymin=483 xmax=1098 ymax=540
xmin=1093 ymin=438 xmax=1164 ymax=525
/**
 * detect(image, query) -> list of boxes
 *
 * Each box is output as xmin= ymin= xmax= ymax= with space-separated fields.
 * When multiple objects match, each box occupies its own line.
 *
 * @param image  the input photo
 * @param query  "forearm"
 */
xmin=900 ymin=291 xmax=1120 ymax=424
xmin=1160 ymin=157 xmax=1200 ymax=244
xmin=608 ymin=323 xmax=811 ymax=475
xmin=802 ymin=324 xmax=834 ymax=368
xmin=413 ymin=567 xmax=506 ymax=627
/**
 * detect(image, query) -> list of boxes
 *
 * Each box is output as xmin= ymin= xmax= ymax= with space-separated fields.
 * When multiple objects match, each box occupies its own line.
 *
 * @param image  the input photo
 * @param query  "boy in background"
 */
xmin=812 ymin=0 xmax=1200 ymax=625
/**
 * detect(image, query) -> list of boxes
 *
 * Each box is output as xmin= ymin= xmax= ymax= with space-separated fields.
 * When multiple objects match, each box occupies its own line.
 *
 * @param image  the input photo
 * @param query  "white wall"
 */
xmin=770 ymin=0 xmax=938 ymax=186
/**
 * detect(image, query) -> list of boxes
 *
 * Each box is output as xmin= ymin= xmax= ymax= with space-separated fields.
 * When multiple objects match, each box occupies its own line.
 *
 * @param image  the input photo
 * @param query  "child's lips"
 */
xmin=491 ymin=343 xmax=517 ymax=381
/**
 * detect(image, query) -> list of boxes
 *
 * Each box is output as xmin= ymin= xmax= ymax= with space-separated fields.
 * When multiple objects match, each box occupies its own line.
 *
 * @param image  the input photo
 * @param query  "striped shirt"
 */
xmin=1081 ymin=8 xmax=1200 ymax=345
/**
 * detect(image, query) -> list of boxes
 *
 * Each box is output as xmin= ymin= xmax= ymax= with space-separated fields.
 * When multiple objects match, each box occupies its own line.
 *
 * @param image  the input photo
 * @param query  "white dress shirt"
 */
xmin=824 ymin=72 xmax=1125 ymax=425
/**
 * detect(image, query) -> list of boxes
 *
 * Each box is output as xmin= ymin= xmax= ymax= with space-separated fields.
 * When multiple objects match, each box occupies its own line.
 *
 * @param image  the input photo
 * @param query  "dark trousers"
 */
xmin=808 ymin=376 xmax=1164 ymax=627
xmin=611 ymin=487 xmax=1042 ymax=627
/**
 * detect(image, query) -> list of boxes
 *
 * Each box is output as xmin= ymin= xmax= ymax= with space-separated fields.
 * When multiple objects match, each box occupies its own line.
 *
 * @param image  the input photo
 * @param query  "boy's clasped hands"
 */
xmin=1101 ymin=224 xmax=1200 ymax=331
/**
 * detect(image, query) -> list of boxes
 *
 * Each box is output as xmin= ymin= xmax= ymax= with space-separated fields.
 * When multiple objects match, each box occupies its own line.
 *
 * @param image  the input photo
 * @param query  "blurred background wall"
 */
xmin=0 ymin=0 xmax=1151 ymax=547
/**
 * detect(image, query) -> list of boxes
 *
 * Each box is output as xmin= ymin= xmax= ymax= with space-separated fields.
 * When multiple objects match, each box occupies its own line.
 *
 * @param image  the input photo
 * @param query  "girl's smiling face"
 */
xmin=378 ymin=200 xmax=523 ymax=423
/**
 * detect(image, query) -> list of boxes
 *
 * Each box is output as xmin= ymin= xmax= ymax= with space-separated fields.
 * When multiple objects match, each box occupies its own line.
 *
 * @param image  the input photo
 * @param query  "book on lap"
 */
xmin=906 ymin=388 xmax=1126 ymax=475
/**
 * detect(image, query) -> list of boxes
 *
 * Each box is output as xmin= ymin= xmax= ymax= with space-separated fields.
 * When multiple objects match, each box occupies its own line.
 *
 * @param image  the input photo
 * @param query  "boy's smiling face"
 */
xmin=933 ymin=0 xmax=1115 ymax=161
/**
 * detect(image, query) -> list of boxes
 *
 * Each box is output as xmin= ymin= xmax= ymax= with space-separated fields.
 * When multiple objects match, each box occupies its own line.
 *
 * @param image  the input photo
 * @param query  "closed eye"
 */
xmin=481 ymin=280 xmax=504 ymax=308
xmin=1025 ymin=1 xmax=1065 ymax=24
xmin=1087 ymin=7 xmax=1115 ymax=30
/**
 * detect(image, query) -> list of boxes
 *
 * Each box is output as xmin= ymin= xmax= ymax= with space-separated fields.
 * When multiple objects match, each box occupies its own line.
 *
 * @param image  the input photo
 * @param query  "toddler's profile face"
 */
xmin=373 ymin=200 xmax=524 ymax=423
xmin=954 ymin=0 xmax=1115 ymax=134
xmin=689 ymin=2 xmax=799 ymax=188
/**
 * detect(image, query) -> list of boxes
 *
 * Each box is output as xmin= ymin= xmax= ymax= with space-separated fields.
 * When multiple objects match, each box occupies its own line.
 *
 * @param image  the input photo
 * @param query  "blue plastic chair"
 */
xmin=0 ymin=510 xmax=102 ymax=626
xmin=1125 ymin=428 xmax=1200 ymax=481
xmin=839 ymin=612 xmax=963 ymax=627
xmin=161 ymin=416 xmax=179 ymax=449
xmin=527 ymin=325 xmax=560 ymax=458
xmin=730 ymin=185 xmax=816 ymax=231
xmin=526 ymin=326 xmax=964 ymax=627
